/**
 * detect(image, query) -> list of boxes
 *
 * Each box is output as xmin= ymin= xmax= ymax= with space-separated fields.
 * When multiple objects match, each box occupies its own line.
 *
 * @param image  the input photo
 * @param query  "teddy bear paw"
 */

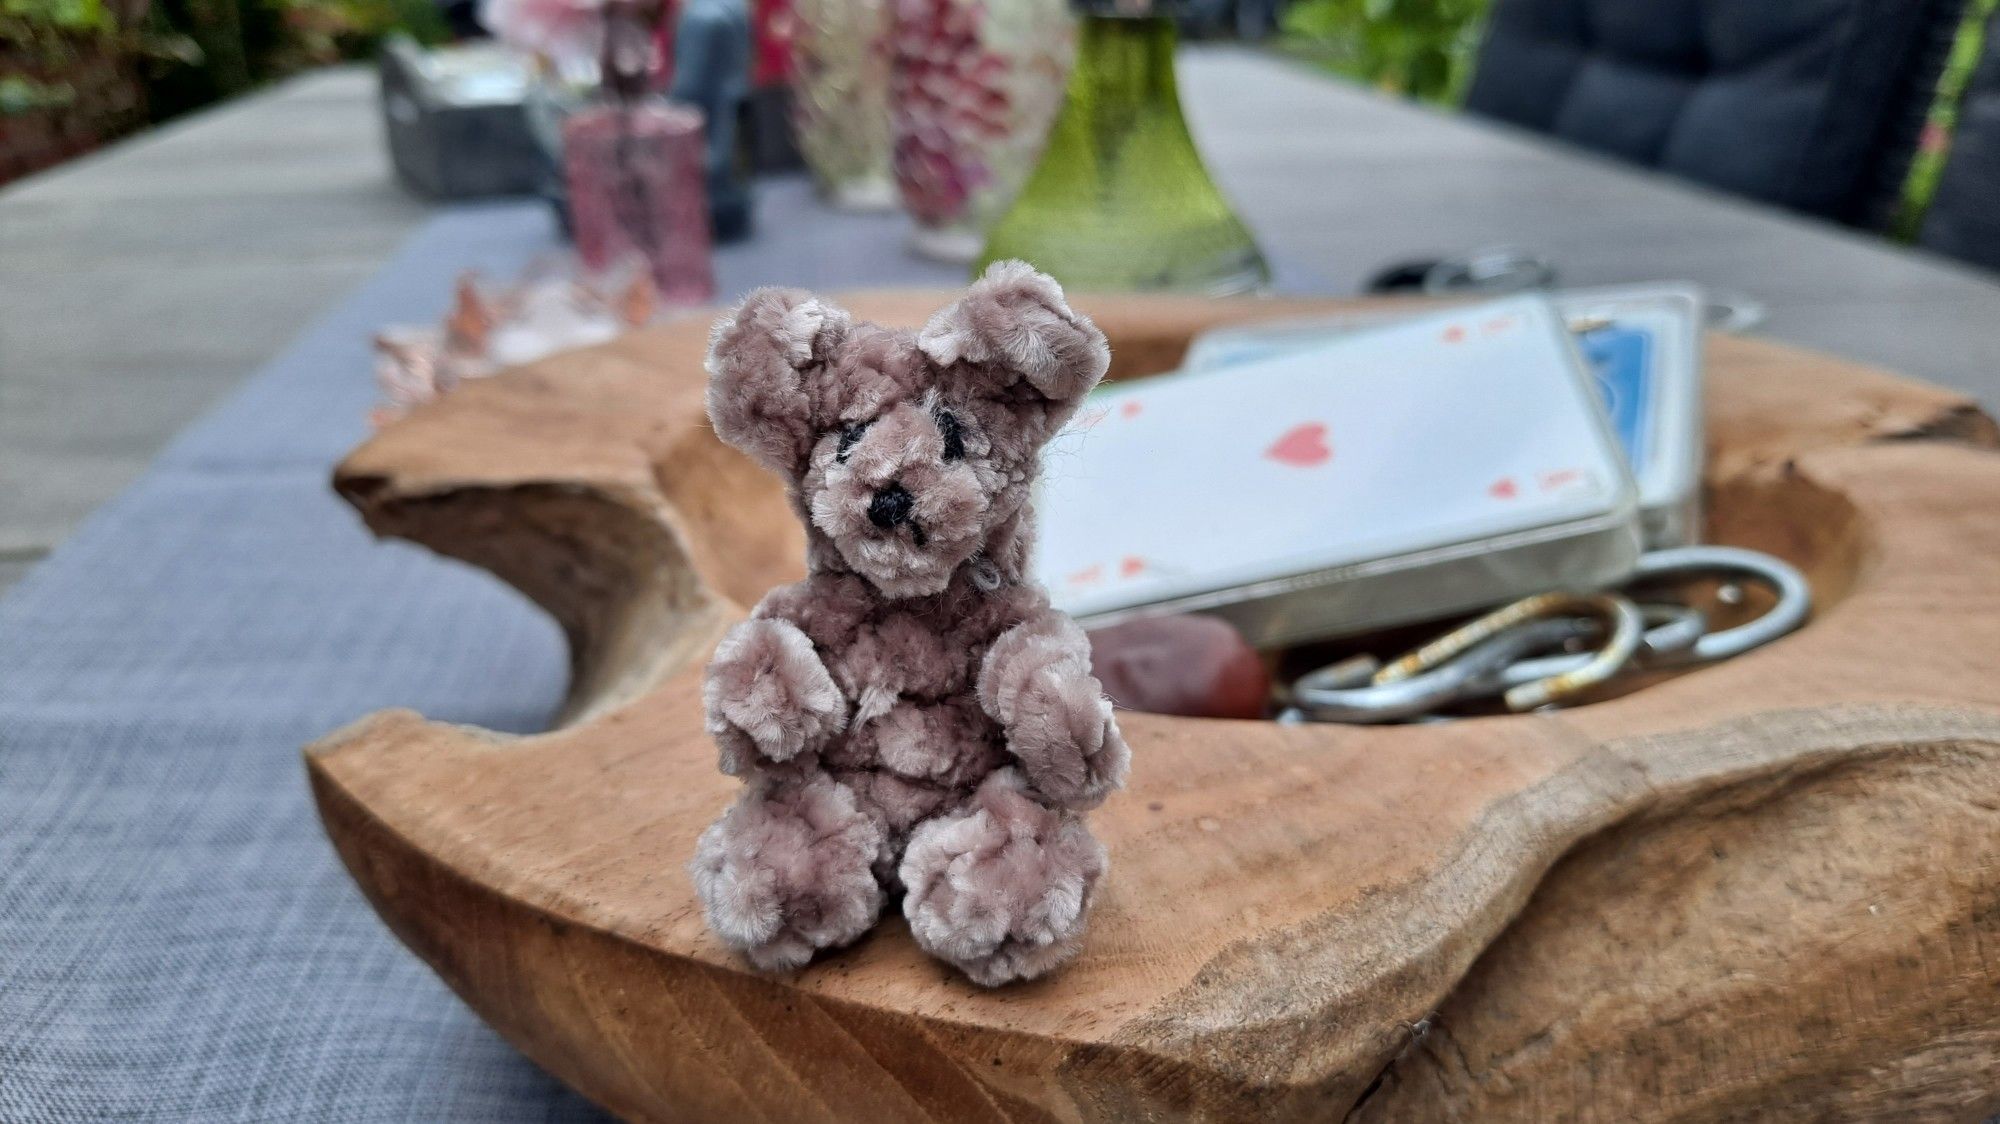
xmin=690 ymin=775 xmax=887 ymax=971
xmin=703 ymin=617 xmax=848 ymax=775
xmin=993 ymin=671 xmax=1129 ymax=810
xmin=899 ymin=771 xmax=1107 ymax=987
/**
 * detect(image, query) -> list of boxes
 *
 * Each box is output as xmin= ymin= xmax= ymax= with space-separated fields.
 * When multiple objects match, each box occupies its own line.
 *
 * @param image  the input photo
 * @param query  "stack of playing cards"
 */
xmin=1031 ymin=290 xmax=1700 ymax=648
xmin=1181 ymin=284 xmax=1706 ymax=549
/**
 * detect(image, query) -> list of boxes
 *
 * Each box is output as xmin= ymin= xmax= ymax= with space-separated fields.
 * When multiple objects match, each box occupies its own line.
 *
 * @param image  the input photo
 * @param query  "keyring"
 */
xmin=1289 ymin=617 xmax=1596 ymax=724
xmin=1478 ymin=602 xmax=1705 ymax=692
xmin=1375 ymin=591 xmax=1632 ymax=685
xmin=1283 ymin=546 xmax=1811 ymax=724
xmin=1623 ymin=545 xmax=1811 ymax=665
xmin=1497 ymin=595 xmax=1644 ymax=710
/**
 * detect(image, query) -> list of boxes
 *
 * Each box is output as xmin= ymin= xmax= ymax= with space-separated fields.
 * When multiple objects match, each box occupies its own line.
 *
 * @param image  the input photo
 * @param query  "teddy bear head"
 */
xmin=705 ymin=262 xmax=1110 ymax=599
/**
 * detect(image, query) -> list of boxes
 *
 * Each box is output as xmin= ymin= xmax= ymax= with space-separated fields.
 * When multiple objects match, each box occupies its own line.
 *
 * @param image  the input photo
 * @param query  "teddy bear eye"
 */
xmin=834 ymin=421 xmax=869 ymax=463
xmin=936 ymin=409 xmax=967 ymax=462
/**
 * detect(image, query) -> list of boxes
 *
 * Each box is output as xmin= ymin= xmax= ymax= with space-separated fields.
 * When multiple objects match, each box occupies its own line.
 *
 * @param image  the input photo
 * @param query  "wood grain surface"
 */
xmin=309 ymin=292 xmax=2000 ymax=1122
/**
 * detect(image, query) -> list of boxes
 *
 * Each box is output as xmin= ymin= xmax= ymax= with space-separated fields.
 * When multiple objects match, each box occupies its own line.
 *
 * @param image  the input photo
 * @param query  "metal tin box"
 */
xmin=379 ymin=38 xmax=542 ymax=201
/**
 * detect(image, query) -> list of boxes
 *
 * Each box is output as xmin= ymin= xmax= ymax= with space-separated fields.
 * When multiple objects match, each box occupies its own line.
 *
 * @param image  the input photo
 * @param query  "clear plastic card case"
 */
xmin=1033 ymin=293 xmax=1645 ymax=648
xmin=1554 ymin=284 xmax=1705 ymax=548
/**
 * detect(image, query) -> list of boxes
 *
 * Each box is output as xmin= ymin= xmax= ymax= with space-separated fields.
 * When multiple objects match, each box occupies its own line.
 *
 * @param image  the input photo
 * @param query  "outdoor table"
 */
xmin=5 ymin=48 xmax=1999 ymax=1122
xmin=1182 ymin=51 xmax=2000 ymax=409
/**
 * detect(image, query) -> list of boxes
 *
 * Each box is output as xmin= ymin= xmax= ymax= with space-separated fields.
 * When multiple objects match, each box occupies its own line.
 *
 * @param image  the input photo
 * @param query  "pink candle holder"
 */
xmin=561 ymin=0 xmax=716 ymax=306
xmin=562 ymin=99 xmax=716 ymax=305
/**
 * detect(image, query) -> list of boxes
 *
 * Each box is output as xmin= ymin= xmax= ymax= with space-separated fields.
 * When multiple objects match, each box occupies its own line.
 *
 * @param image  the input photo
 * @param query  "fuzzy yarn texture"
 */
xmin=689 ymin=261 xmax=1130 ymax=986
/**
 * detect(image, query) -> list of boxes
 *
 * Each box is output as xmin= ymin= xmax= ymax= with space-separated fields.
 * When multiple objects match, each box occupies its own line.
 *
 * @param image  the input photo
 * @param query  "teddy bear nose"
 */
xmin=868 ymin=483 xmax=914 ymax=529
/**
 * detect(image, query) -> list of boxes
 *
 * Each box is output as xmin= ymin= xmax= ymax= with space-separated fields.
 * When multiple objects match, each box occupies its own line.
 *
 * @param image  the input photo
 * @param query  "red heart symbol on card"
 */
xmin=1266 ymin=422 xmax=1332 ymax=468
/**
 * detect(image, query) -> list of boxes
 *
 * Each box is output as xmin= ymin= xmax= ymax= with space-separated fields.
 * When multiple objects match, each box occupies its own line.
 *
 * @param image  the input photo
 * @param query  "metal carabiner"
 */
xmin=1621 ymin=545 xmax=1811 ymax=665
xmin=1475 ymin=601 xmax=1705 ymax=694
xmin=1444 ymin=546 xmax=1807 ymax=693
xmin=1287 ymin=616 xmax=1596 ymax=724
xmin=1368 ymin=592 xmax=1648 ymax=696
xmin=1499 ymin=596 xmax=1644 ymax=709
xmin=1282 ymin=546 xmax=1810 ymax=725
xmin=1372 ymin=592 xmax=1646 ymax=711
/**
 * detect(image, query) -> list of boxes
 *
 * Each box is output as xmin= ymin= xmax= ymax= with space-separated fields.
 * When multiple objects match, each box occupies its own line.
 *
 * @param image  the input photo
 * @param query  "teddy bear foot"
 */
xmin=899 ymin=770 xmax=1108 ymax=987
xmin=690 ymin=773 xmax=887 ymax=971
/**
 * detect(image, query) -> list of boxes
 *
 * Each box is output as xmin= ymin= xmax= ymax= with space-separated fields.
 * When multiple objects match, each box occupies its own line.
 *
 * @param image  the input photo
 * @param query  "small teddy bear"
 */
xmin=689 ymin=262 xmax=1130 ymax=986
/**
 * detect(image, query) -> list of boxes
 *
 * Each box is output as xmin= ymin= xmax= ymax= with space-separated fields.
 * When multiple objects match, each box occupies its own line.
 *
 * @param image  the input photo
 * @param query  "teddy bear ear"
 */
xmin=916 ymin=260 xmax=1110 ymax=410
xmin=705 ymin=287 xmax=852 ymax=473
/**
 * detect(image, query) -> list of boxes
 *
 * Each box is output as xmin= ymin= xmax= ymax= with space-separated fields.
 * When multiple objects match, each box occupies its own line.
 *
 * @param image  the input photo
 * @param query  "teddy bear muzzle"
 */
xmin=808 ymin=406 xmax=990 ymax=598
xmin=866 ymin=483 xmax=915 ymax=531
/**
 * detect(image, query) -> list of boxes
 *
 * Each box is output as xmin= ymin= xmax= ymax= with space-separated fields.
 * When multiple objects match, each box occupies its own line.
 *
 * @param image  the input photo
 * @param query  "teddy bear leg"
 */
xmin=898 ymin=768 xmax=1108 ymax=987
xmin=690 ymin=771 xmax=887 ymax=972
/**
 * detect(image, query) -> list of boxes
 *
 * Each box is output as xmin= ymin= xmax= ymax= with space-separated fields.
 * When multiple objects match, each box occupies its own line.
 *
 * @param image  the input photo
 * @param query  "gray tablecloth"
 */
xmin=0 ymin=183 xmax=970 ymax=1121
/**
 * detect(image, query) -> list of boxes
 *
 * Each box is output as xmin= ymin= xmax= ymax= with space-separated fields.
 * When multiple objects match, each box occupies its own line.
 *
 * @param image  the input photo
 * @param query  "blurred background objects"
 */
xmin=1463 ymin=0 xmax=1964 ymax=231
xmin=1919 ymin=0 xmax=2000 ymax=268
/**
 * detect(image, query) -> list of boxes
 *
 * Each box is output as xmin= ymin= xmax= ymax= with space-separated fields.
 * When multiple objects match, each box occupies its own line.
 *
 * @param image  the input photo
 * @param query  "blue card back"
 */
xmin=1576 ymin=325 xmax=1654 ymax=471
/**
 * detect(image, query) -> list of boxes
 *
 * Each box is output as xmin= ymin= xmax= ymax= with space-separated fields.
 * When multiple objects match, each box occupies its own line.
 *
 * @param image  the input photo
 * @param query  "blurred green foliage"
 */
xmin=1280 ymin=0 xmax=1491 ymax=103
xmin=144 ymin=0 xmax=447 ymax=118
xmin=1 ymin=0 xmax=446 ymax=122
xmin=3 ymin=0 xmax=114 ymax=34
xmin=0 ymin=74 xmax=78 ymax=111
xmin=2 ymin=0 xmax=181 ymax=117
xmin=1895 ymin=0 xmax=1999 ymax=238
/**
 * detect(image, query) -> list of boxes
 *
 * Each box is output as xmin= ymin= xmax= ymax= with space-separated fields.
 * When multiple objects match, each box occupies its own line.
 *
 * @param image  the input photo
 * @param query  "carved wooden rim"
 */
xmin=308 ymin=293 xmax=2000 ymax=1122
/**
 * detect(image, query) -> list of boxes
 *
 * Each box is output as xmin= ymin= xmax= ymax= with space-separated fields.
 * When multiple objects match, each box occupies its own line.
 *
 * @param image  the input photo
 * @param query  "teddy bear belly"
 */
xmin=817 ymin=697 xmax=1008 ymax=864
xmin=821 ymin=695 xmax=1008 ymax=792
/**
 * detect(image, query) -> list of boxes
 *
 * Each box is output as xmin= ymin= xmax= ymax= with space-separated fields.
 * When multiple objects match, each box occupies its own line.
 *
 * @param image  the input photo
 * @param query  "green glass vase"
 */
xmin=973 ymin=12 xmax=1268 ymax=294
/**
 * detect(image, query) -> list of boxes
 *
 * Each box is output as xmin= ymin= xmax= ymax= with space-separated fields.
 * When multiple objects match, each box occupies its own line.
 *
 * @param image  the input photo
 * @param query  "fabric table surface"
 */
xmin=0 ymin=182 xmax=967 ymax=1122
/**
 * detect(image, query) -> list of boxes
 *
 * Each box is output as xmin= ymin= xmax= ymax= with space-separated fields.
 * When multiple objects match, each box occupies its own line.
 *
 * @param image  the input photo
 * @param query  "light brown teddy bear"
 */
xmin=689 ymin=261 xmax=1130 ymax=986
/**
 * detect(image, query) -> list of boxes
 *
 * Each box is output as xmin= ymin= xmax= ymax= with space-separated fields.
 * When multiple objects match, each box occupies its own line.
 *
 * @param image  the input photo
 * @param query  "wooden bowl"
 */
xmin=309 ymin=294 xmax=2000 ymax=1122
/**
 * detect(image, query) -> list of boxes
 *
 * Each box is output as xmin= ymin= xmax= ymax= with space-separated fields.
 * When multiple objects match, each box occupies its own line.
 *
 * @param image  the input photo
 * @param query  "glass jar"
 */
xmin=975 ymin=9 xmax=1268 ymax=294
xmin=790 ymin=0 xmax=898 ymax=210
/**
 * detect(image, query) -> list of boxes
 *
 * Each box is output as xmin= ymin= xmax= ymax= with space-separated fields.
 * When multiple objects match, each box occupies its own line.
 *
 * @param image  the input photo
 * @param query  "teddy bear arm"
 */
xmin=703 ymin=614 xmax=849 ymax=776
xmin=977 ymin=610 xmax=1129 ymax=810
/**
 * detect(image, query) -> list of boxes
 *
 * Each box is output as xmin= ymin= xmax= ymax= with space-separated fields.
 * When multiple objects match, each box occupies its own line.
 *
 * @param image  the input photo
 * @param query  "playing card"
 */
xmin=1560 ymin=285 xmax=1704 ymax=547
xmin=1034 ymin=293 xmax=1644 ymax=646
xmin=1183 ymin=283 xmax=1705 ymax=547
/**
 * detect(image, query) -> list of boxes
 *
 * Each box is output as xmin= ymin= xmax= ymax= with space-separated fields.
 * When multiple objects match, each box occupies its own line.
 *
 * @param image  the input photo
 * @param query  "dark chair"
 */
xmin=1464 ymin=0 xmax=1966 ymax=228
xmin=1921 ymin=7 xmax=2000 ymax=271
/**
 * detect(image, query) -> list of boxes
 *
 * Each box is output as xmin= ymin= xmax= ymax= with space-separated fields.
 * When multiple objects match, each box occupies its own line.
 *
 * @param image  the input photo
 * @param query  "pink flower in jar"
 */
xmin=481 ymin=0 xmax=607 ymax=71
xmin=890 ymin=0 xmax=1013 ymax=225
